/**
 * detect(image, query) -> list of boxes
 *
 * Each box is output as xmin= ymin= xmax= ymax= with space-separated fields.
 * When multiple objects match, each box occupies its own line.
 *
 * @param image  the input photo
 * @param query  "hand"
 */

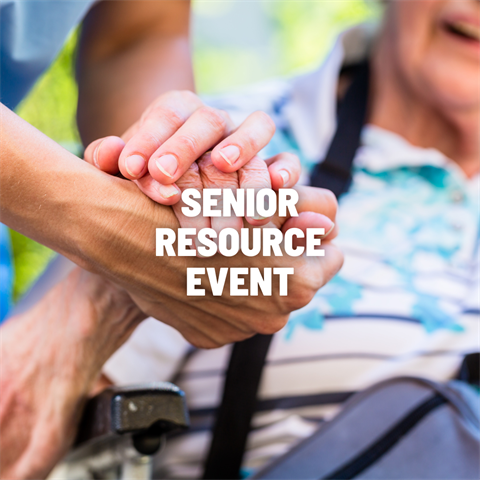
xmin=0 ymin=268 xmax=145 ymax=480
xmin=100 ymin=180 xmax=342 ymax=349
xmin=83 ymin=90 xmax=301 ymax=233
xmin=0 ymin=101 xmax=342 ymax=354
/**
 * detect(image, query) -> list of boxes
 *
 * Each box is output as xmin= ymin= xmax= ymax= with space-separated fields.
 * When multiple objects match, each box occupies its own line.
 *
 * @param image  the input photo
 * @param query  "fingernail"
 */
xmin=279 ymin=170 xmax=290 ymax=187
xmin=156 ymin=154 xmax=178 ymax=178
xmin=218 ymin=145 xmax=240 ymax=166
xmin=322 ymin=221 xmax=335 ymax=238
xmin=252 ymin=214 xmax=268 ymax=221
xmin=93 ymin=140 xmax=104 ymax=168
xmin=158 ymin=183 xmax=179 ymax=199
xmin=125 ymin=155 xmax=146 ymax=178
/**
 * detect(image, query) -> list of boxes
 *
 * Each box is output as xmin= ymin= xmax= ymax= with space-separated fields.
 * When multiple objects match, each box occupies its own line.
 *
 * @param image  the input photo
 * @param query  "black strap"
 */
xmin=203 ymin=62 xmax=371 ymax=480
xmin=310 ymin=61 xmax=370 ymax=197
xmin=457 ymin=353 xmax=480 ymax=386
xmin=202 ymin=334 xmax=273 ymax=479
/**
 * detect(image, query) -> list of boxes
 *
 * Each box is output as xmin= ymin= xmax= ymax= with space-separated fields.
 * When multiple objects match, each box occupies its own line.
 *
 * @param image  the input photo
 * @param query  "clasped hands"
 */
xmin=82 ymin=89 xmax=343 ymax=348
xmin=0 ymin=91 xmax=343 ymax=480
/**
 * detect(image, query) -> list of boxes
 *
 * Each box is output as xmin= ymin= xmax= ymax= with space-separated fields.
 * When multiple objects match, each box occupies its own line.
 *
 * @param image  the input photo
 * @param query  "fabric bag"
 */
xmin=253 ymin=375 xmax=480 ymax=480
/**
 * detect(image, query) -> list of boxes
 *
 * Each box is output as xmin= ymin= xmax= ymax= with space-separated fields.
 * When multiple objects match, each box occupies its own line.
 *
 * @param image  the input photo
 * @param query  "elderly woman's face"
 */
xmin=384 ymin=0 xmax=480 ymax=111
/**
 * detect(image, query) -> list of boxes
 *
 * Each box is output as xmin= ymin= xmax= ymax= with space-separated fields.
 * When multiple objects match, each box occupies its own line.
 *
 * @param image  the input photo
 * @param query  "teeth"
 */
xmin=450 ymin=20 xmax=480 ymax=41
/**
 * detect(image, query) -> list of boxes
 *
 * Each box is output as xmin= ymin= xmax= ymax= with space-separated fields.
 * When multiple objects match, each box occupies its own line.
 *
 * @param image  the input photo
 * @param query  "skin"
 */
xmin=83 ymin=90 xmax=303 ymax=233
xmin=0 ymin=179 xmax=340 ymax=479
xmin=76 ymin=0 xmax=194 ymax=142
xmin=89 ymin=0 xmax=480 ymax=458
xmin=0 ymin=0 xmax=340 ymax=347
xmin=0 ymin=2 xmax=342 ymax=477
xmin=0 ymin=269 xmax=145 ymax=480
xmin=370 ymin=0 xmax=480 ymax=177
xmin=0 ymin=102 xmax=341 ymax=347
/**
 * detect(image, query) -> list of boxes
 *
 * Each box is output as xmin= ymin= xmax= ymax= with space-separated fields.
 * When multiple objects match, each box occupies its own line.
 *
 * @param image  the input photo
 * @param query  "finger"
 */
xmin=148 ymin=106 xmax=234 ymax=184
xmin=119 ymin=91 xmax=203 ymax=180
xmin=282 ymin=212 xmax=337 ymax=249
xmin=210 ymin=110 xmax=276 ymax=172
xmin=84 ymin=136 xmax=125 ymax=175
xmin=265 ymin=152 xmax=301 ymax=189
xmin=320 ymin=243 xmax=344 ymax=280
xmin=270 ymin=185 xmax=338 ymax=230
xmin=134 ymin=175 xmax=182 ymax=206
xmin=198 ymin=153 xmax=243 ymax=237
xmin=237 ymin=156 xmax=272 ymax=226
xmin=173 ymin=163 xmax=211 ymax=242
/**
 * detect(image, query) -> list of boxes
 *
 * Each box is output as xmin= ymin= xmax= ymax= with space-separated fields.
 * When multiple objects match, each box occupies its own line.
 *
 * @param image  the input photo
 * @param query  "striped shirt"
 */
xmin=103 ymin=25 xmax=480 ymax=478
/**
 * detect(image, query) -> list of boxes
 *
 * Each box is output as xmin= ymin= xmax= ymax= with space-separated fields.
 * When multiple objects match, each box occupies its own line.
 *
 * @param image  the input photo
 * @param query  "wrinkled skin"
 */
xmin=84 ymin=90 xmax=303 ymax=232
xmin=0 ymin=269 xmax=145 ymax=480
xmin=371 ymin=0 xmax=480 ymax=177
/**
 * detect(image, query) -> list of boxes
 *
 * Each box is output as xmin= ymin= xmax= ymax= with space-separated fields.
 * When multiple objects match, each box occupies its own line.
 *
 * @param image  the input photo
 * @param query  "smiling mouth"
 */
xmin=444 ymin=20 xmax=480 ymax=42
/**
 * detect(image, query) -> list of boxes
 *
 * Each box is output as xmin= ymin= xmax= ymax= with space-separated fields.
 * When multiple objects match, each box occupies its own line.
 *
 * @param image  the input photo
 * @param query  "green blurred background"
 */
xmin=11 ymin=0 xmax=379 ymax=301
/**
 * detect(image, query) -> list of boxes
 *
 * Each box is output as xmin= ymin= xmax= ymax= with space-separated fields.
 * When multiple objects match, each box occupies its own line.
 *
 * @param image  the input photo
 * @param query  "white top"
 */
xmin=103 ymin=25 xmax=480 ymax=479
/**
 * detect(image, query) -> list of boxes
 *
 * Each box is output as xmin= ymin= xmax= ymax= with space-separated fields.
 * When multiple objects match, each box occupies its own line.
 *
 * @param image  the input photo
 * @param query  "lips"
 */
xmin=444 ymin=19 xmax=480 ymax=42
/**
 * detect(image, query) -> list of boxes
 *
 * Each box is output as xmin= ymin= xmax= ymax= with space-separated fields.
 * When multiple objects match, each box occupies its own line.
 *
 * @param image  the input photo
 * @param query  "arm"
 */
xmin=0 ymin=103 xmax=169 ymax=269
xmin=0 ymin=103 xmax=343 ymax=349
xmin=76 ymin=0 xmax=193 ymax=143
xmin=0 ymin=268 xmax=145 ymax=479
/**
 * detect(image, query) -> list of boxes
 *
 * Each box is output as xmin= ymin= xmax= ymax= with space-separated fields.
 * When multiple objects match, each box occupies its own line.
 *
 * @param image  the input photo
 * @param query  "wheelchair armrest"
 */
xmin=75 ymin=382 xmax=189 ymax=455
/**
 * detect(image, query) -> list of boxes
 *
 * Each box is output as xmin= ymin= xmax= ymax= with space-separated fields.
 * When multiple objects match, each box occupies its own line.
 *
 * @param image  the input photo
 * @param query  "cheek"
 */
xmin=388 ymin=1 xmax=480 ymax=110
xmin=387 ymin=2 xmax=438 ymax=82
xmin=419 ymin=53 xmax=480 ymax=109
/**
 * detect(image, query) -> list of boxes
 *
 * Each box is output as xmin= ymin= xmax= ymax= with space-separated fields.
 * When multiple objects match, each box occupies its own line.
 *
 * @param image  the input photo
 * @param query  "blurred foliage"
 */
xmin=9 ymin=1 xmax=379 ymax=301
xmin=10 ymin=31 xmax=79 ymax=300
xmin=193 ymin=0 xmax=380 ymax=93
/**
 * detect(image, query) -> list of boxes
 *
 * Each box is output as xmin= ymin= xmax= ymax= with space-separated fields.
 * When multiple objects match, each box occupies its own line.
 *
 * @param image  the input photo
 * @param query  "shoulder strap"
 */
xmin=310 ymin=61 xmax=370 ymax=197
xmin=457 ymin=353 xmax=480 ymax=386
xmin=202 ymin=334 xmax=273 ymax=479
xmin=203 ymin=61 xmax=371 ymax=480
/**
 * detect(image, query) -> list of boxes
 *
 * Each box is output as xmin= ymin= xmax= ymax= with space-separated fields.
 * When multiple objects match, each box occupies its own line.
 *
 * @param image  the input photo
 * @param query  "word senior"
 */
xmin=181 ymin=188 xmax=299 ymax=218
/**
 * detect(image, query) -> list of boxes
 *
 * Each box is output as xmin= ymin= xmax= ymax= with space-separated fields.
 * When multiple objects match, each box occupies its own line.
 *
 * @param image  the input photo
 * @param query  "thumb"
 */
xmin=83 ymin=136 xmax=125 ymax=175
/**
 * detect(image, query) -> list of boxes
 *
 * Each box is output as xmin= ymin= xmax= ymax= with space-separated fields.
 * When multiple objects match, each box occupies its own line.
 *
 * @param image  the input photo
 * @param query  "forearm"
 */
xmin=0 ymin=103 xmax=173 ymax=272
xmin=0 ymin=104 xmax=90 ymax=254
xmin=0 ymin=268 xmax=145 ymax=479
xmin=76 ymin=0 xmax=193 ymax=144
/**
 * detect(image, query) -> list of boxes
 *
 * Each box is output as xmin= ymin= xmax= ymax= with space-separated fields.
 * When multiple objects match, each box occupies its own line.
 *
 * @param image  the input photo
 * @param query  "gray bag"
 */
xmin=253 ymin=376 xmax=480 ymax=480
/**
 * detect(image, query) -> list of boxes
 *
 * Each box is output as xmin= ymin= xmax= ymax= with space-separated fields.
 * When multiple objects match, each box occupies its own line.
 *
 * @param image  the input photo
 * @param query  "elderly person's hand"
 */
xmin=83 ymin=90 xmax=301 ymax=233
xmin=2 ymin=101 xmax=341 ymax=351
xmin=80 ymin=90 xmax=342 ymax=348
xmin=102 ymin=180 xmax=341 ymax=349
xmin=0 ymin=269 xmax=146 ymax=480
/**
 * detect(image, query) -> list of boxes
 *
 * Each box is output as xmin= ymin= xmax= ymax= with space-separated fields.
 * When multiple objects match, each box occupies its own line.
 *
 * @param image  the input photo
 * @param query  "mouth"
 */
xmin=443 ymin=19 xmax=480 ymax=43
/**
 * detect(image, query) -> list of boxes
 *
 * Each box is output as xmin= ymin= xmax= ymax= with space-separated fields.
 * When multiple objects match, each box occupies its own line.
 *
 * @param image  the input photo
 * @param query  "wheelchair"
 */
xmin=48 ymin=382 xmax=189 ymax=480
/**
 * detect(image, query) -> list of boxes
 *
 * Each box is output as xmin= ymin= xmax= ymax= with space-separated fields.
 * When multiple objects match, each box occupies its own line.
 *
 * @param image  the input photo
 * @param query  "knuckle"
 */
xmin=202 ymin=167 xmax=238 ymax=188
xmin=156 ymin=105 xmax=185 ymax=130
xmin=137 ymin=129 xmax=161 ymax=149
xmin=175 ymin=134 xmax=200 ymax=158
xmin=238 ymin=161 xmax=270 ymax=188
xmin=254 ymin=316 xmax=288 ymax=335
xmin=177 ymin=163 xmax=202 ymax=189
xmin=198 ymin=106 xmax=227 ymax=134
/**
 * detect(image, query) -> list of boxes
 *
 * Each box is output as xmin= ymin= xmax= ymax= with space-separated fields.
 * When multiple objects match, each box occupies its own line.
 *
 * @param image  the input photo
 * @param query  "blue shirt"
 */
xmin=0 ymin=0 xmax=96 ymax=321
